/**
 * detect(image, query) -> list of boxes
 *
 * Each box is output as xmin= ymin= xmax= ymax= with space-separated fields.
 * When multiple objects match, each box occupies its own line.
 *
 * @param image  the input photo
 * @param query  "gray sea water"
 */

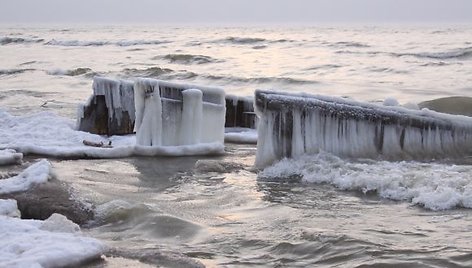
xmin=2 ymin=24 xmax=472 ymax=267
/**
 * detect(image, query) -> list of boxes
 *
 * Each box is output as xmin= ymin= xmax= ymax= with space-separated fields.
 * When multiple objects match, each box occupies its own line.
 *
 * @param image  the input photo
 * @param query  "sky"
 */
xmin=1 ymin=0 xmax=471 ymax=25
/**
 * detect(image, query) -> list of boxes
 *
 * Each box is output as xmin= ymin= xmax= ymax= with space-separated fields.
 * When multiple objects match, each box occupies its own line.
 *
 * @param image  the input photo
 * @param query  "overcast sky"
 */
xmin=1 ymin=0 xmax=471 ymax=24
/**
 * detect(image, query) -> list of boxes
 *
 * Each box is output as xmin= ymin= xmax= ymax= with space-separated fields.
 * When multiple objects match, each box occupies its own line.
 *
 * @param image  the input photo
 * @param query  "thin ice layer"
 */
xmin=0 ymin=109 xmax=224 ymax=158
xmin=255 ymin=90 xmax=472 ymax=167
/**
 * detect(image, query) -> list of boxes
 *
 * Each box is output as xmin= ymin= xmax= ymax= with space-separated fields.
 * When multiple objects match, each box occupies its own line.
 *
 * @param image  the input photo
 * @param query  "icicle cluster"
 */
xmin=134 ymin=78 xmax=226 ymax=146
xmin=255 ymin=90 xmax=472 ymax=167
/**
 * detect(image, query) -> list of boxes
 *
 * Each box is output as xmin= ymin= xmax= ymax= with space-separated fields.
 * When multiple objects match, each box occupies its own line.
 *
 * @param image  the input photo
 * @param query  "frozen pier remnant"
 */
xmin=255 ymin=90 xmax=472 ymax=167
xmin=77 ymin=77 xmax=135 ymax=135
xmin=134 ymin=78 xmax=226 ymax=146
xmin=225 ymin=95 xmax=256 ymax=129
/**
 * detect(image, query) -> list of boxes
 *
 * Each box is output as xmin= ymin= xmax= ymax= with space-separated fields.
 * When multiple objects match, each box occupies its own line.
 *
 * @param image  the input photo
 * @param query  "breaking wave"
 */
xmin=157 ymin=54 xmax=221 ymax=65
xmin=47 ymin=67 xmax=95 ymax=77
xmin=259 ymin=152 xmax=472 ymax=211
xmin=122 ymin=67 xmax=197 ymax=80
xmin=0 ymin=36 xmax=44 ymax=45
xmin=45 ymin=39 xmax=171 ymax=47
xmin=205 ymin=74 xmax=316 ymax=85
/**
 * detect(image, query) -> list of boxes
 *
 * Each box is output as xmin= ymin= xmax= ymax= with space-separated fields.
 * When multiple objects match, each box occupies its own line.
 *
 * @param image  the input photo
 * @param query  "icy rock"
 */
xmin=134 ymin=78 xmax=226 ymax=147
xmin=0 ymin=159 xmax=52 ymax=194
xmin=418 ymin=96 xmax=472 ymax=117
xmin=225 ymin=95 xmax=257 ymax=129
xmin=77 ymin=76 xmax=135 ymax=136
xmin=255 ymin=90 xmax=472 ymax=167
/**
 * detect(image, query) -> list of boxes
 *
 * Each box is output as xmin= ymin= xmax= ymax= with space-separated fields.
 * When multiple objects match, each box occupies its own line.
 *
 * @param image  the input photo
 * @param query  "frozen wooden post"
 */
xmin=225 ymin=95 xmax=257 ymax=129
xmin=255 ymin=90 xmax=472 ymax=167
xmin=77 ymin=77 xmax=135 ymax=136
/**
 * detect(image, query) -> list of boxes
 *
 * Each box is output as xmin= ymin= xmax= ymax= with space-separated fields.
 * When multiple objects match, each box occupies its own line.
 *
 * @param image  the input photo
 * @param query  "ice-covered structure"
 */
xmin=134 ymin=78 xmax=226 ymax=146
xmin=77 ymin=77 xmax=135 ymax=135
xmin=255 ymin=90 xmax=472 ymax=167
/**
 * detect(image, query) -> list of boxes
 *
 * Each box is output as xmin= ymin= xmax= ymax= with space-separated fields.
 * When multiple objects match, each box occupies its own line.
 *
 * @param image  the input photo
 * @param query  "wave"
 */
xmin=329 ymin=41 xmax=370 ymax=48
xmin=393 ymin=47 xmax=472 ymax=60
xmin=205 ymin=74 xmax=316 ymax=85
xmin=215 ymin=37 xmax=292 ymax=45
xmin=45 ymin=39 xmax=171 ymax=47
xmin=336 ymin=47 xmax=472 ymax=60
xmin=122 ymin=67 xmax=198 ymax=80
xmin=260 ymin=152 xmax=472 ymax=211
xmin=0 ymin=69 xmax=34 ymax=76
xmin=157 ymin=54 xmax=221 ymax=65
xmin=305 ymin=64 xmax=342 ymax=71
xmin=47 ymin=67 xmax=94 ymax=77
xmin=0 ymin=36 xmax=44 ymax=45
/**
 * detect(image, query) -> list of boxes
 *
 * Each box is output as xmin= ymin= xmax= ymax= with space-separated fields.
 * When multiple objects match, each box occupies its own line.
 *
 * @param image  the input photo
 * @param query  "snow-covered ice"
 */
xmin=0 ymin=149 xmax=23 ymax=166
xmin=0 ymin=159 xmax=52 ymax=194
xmin=225 ymin=128 xmax=258 ymax=144
xmin=0 ymin=200 xmax=105 ymax=268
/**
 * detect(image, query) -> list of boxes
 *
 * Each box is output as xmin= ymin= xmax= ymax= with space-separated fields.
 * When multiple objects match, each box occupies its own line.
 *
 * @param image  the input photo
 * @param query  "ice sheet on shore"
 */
xmin=260 ymin=152 xmax=472 ymax=211
xmin=0 ymin=149 xmax=23 ymax=166
xmin=0 ymin=200 xmax=105 ymax=268
xmin=0 ymin=109 xmax=224 ymax=158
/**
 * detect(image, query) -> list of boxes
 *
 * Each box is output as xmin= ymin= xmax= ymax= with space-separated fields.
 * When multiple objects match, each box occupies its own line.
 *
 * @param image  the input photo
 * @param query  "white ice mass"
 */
xmin=0 ymin=200 xmax=105 ymax=268
xmin=255 ymin=90 xmax=472 ymax=167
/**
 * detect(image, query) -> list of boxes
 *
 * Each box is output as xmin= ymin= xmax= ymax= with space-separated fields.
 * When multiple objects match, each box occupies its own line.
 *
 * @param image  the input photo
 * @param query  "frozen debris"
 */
xmin=255 ymin=90 xmax=472 ymax=167
xmin=0 ymin=149 xmax=23 ymax=166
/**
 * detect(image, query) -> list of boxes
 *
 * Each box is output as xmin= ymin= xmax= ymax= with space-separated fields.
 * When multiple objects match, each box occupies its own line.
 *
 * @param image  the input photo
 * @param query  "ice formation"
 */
xmin=0 ymin=149 xmax=23 ymax=166
xmin=134 ymin=78 xmax=226 ymax=147
xmin=77 ymin=77 xmax=135 ymax=135
xmin=255 ymin=90 xmax=472 ymax=167
xmin=0 ymin=160 xmax=52 ymax=194
xmin=0 ymin=200 xmax=105 ymax=267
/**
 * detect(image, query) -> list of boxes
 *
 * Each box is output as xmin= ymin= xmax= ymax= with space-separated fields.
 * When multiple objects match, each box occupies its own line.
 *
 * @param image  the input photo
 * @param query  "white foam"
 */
xmin=0 ymin=149 xmax=23 ymax=166
xmin=0 ymin=160 xmax=52 ymax=195
xmin=0 ymin=201 xmax=105 ymax=267
xmin=260 ymin=152 xmax=472 ymax=210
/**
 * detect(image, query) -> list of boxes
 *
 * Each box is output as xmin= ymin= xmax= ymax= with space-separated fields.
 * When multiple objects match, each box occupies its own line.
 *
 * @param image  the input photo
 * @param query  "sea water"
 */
xmin=1 ymin=24 xmax=472 ymax=267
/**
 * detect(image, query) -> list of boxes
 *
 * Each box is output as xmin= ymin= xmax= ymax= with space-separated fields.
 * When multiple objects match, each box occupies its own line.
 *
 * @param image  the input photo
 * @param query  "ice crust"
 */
xmin=134 ymin=78 xmax=226 ymax=147
xmin=0 ymin=149 xmax=23 ymax=166
xmin=225 ymin=128 xmax=258 ymax=144
xmin=255 ymin=90 xmax=472 ymax=167
xmin=260 ymin=152 xmax=472 ymax=211
xmin=0 ymin=109 xmax=224 ymax=158
xmin=0 ymin=200 xmax=105 ymax=268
